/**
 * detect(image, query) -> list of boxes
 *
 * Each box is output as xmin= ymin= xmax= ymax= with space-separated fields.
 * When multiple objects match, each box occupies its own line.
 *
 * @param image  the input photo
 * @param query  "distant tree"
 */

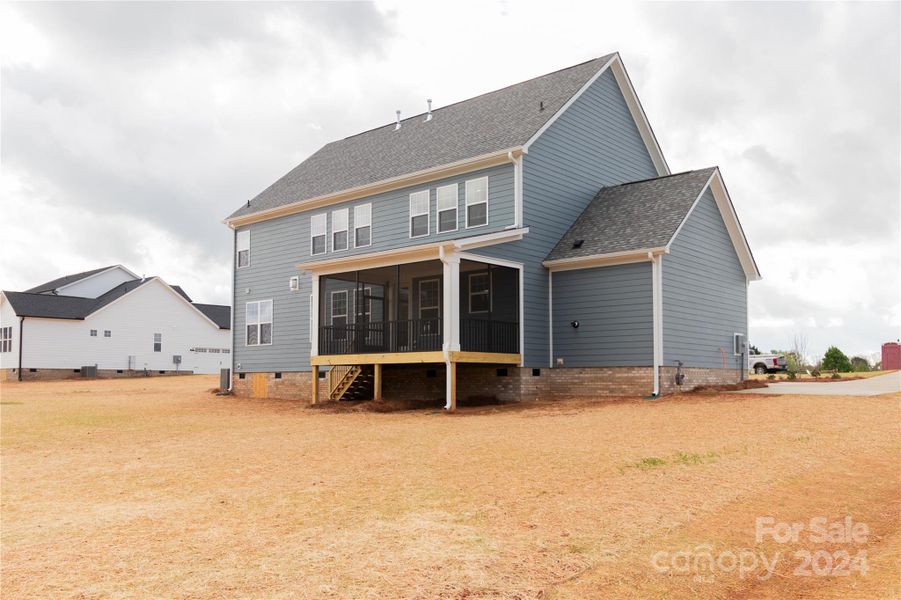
xmin=822 ymin=346 xmax=853 ymax=373
xmin=749 ymin=345 xmax=761 ymax=355
xmin=850 ymin=356 xmax=871 ymax=372
xmin=791 ymin=332 xmax=810 ymax=369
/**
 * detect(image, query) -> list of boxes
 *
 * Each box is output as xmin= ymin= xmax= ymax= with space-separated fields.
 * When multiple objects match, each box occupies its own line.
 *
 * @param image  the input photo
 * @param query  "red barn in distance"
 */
xmin=882 ymin=342 xmax=901 ymax=371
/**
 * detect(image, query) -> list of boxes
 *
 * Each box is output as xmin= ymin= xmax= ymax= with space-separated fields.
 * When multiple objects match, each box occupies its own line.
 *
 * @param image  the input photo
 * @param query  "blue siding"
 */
xmin=232 ymin=164 xmax=513 ymax=373
xmin=663 ymin=189 xmax=747 ymax=369
xmin=551 ymin=263 xmax=653 ymax=367
xmin=472 ymin=68 xmax=659 ymax=366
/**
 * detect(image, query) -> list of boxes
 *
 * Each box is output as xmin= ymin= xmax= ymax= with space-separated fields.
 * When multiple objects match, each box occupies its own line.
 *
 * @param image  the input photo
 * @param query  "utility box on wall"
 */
xmin=882 ymin=342 xmax=901 ymax=371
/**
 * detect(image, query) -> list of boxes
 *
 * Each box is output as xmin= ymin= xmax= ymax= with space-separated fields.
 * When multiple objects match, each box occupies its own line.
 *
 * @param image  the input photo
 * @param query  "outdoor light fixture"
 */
xmin=571 ymin=320 xmax=580 ymax=328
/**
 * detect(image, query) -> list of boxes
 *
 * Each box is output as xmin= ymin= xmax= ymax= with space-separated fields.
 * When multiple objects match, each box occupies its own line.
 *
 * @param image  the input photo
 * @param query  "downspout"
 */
xmin=648 ymin=251 xmax=662 ymax=397
xmin=17 ymin=317 xmax=24 ymax=381
xmin=228 ymin=227 xmax=236 ymax=391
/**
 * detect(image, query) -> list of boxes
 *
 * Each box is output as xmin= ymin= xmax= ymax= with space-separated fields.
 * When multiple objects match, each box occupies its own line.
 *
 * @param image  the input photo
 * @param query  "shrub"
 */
xmin=810 ymin=369 xmax=821 ymax=378
xmin=831 ymin=372 xmax=841 ymax=379
xmin=822 ymin=346 xmax=852 ymax=372
xmin=786 ymin=370 xmax=797 ymax=380
xmin=767 ymin=374 xmax=776 ymax=380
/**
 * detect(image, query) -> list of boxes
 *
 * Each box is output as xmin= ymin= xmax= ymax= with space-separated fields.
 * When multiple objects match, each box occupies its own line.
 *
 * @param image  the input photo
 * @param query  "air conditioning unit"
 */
xmin=81 ymin=365 xmax=98 ymax=378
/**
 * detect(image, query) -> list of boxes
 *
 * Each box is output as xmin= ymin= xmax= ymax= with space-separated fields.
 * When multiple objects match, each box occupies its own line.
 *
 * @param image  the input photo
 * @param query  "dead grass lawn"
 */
xmin=1 ymin=376 xmax=899 ymax=599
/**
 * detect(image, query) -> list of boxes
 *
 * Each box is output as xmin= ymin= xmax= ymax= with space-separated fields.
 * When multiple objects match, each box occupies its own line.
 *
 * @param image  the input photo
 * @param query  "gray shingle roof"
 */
xmin=192 ymin=303 xmax=231 ymax=329
xmin=24 ymin=265 xmax=118 ymax=294
xmin=5 ymin=279 xmax=231 ymax=329
xmin=227 ymin=55 xmax=616 ymax=220
xmin=4 ymin=278 xmax=152 ymax=320
xmin=546 ymin=168 xmax=717 ymax=261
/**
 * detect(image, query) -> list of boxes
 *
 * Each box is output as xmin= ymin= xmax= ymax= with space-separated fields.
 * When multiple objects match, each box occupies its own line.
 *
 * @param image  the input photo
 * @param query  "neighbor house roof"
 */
xmin=24 ymin=265 xmax=119 ymax=294
xmin=227 ymin=54 xmax=620 ymax=221
xmin=546 ymin=168 xmax=718 ymax=261
xmin=4 ymin=278 xmax=232 ymax=329
xmin=4 ymin=278 xmax=153 ymax=320
xmin=192 ymin=303 xmax=231 ymax=329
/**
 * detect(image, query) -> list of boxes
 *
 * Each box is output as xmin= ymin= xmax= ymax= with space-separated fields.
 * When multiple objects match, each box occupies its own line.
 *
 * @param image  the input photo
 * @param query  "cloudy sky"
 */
xmin=1 ymin=1 xmax=898 ymax=361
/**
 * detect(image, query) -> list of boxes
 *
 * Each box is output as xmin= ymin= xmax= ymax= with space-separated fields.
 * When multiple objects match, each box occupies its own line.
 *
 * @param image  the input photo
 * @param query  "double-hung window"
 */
xmin=469 ymin=272 xmax=490 ymax=313
xmin=354 ymin=204 xmax=372 ymax=247
xmin=153 ymin=333 xmax=162 ymax=352
xmin=332 ymin=208 xmax=349 ymax=251
xmin=436 ymin=184 xmax=458 ymax=233
xmin=246 ymin=300 xmax=273 ymax=346
xmin=1 ymin=327 xmax=11 ymax=353
xmin=330 ymin=291 xmax=348 ymax=340
xmin=409 ymin=190 xmax=430 ymax=238
xmin=311 ymin=213 xmax=327 ymax=255
xmin=465 ymin=176 xmax=489 ymax=228
xmin=236 ymin=230 xmax=250 ymax=268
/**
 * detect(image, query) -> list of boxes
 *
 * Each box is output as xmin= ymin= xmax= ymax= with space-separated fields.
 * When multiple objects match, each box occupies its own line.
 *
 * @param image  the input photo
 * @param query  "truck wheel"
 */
xmin=754 ymin=365 xmax=768 ymax=375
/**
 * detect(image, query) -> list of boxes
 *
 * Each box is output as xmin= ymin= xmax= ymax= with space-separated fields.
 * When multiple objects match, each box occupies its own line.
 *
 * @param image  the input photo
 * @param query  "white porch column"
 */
xmin=310 ymin=273 xmax=320 ymax=357
xmin=441 ymin=252 xmax=461 ymax=352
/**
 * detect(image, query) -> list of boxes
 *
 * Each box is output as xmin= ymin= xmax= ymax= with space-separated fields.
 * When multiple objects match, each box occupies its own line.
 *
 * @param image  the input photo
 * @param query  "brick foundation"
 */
xmin=3 ymin=368 xmax=195 ymax=382
xmin=231 ymin=364 xmax=744 ymax=403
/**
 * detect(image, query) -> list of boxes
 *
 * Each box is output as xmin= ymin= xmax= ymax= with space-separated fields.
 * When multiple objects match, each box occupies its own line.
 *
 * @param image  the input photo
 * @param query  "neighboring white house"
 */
xmin=0 ymin=265 xmax=231 ymax=380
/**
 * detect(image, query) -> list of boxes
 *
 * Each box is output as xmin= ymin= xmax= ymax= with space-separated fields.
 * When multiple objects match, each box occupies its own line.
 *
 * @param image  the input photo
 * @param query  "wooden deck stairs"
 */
xmin=327 ymin=365 xmax=374 ymax=401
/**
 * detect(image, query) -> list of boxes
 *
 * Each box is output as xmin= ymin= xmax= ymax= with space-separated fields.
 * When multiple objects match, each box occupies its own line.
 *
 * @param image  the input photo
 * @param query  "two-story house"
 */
xmin=224 ymin=53 xmax=759 ymax=409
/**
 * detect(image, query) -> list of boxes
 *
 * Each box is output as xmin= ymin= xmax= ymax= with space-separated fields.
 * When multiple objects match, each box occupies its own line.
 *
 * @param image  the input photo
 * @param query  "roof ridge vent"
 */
xmin=394 ymin=110 xmax=401 ymax=130
xmin=424 ymin=99 xmax=433 ymax=122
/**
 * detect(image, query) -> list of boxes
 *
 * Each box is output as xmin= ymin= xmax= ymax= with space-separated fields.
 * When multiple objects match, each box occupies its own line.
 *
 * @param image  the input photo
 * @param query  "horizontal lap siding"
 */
xmin=233 ymin=165 xmax=514 ymax=373
xmin=474 ymin=69 xmax=658 ymax=366
xmin=552 ymin=263 xmax=653 ymax=367
xmin=663 ymin=189 xmax=747 ymax=369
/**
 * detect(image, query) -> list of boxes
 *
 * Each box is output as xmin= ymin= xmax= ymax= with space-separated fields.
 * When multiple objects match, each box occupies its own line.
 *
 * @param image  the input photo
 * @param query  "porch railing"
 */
xmin=460 ymin=319 xmax=519 ymax=354
xmin=319 ymin=318 xmax=443 ymax=355
xmin=318 ymin=318 xmax=519 ymax=356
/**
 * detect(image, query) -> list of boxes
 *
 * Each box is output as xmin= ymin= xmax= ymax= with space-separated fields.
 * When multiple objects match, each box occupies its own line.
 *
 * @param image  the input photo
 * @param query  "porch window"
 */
xmin=311 ymin=213 xmax=327 ymax=255
xmin=410 ymin=190 xmax=430 ymax=238
xmin=236 ymin=230 xmax=251 ymax=268
xmin=436 ymin=184 xmax=458 ymax=233
xmin=246 ymin=300 xmax=273 ymax=346
xmin=465 ymin=176 xmax=488 ymax=228
xmin=418 ymin=278 xmax=441 ymax=320
xmin=354 ymin=203 xmax=372 ymax=247
xmin=469 ymin=272 xmax=490 ymax=313
xmin=332 ymin=208 xmax=349 ymax=251
xmin=330 ymin=291 xmax=348 ymax=340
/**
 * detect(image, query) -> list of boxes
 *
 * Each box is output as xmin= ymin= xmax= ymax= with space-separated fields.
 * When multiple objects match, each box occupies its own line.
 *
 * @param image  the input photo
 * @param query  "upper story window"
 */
xmin=409 ymin=190 xmax=430 ymax=238
xmin=437 ymin=184 xmax=458 ymax=233
xmin=153 ymin=333 xmax=162 ymax=352
xmin=1 ymin=326 xmax=12 ymax=353
xmin=354 ymin=204 xmax=372 ymax=247
xmin=465 ymin=177 xmax=489 ymax=228
xmin=90 ymin=329 xmax=98 ymax=337
xmin=311 ymin=213 xmax=327 ymax=255
xmin=104 ymin=330 xmax=111 ymax=337
xmin=332 ymin=208 xmax=349 ymax=252
xmin=246 ymin=299 xmax=273 ymax=346
xmin=236 ymin=230 xmax=251 ymax=268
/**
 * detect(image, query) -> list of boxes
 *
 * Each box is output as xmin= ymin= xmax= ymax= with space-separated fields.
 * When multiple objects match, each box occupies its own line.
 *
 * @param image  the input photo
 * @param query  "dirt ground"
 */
xmin=2 ymin=376 xmax=899 ymax=599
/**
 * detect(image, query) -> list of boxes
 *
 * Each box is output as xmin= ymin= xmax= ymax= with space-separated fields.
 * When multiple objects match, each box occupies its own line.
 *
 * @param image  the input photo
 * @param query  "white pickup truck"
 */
xmin=749 ymin=353 xmax=788 ymax=374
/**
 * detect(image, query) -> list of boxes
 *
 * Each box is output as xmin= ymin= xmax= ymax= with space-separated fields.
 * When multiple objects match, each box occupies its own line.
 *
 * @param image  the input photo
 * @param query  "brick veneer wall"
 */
xmin=4 ymin=368 xmax=195 ymax=381
xmin=230 ymin=364 xmax=744 ymax=403
xmin=231 ymin=371 xmax=325 ymax=400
